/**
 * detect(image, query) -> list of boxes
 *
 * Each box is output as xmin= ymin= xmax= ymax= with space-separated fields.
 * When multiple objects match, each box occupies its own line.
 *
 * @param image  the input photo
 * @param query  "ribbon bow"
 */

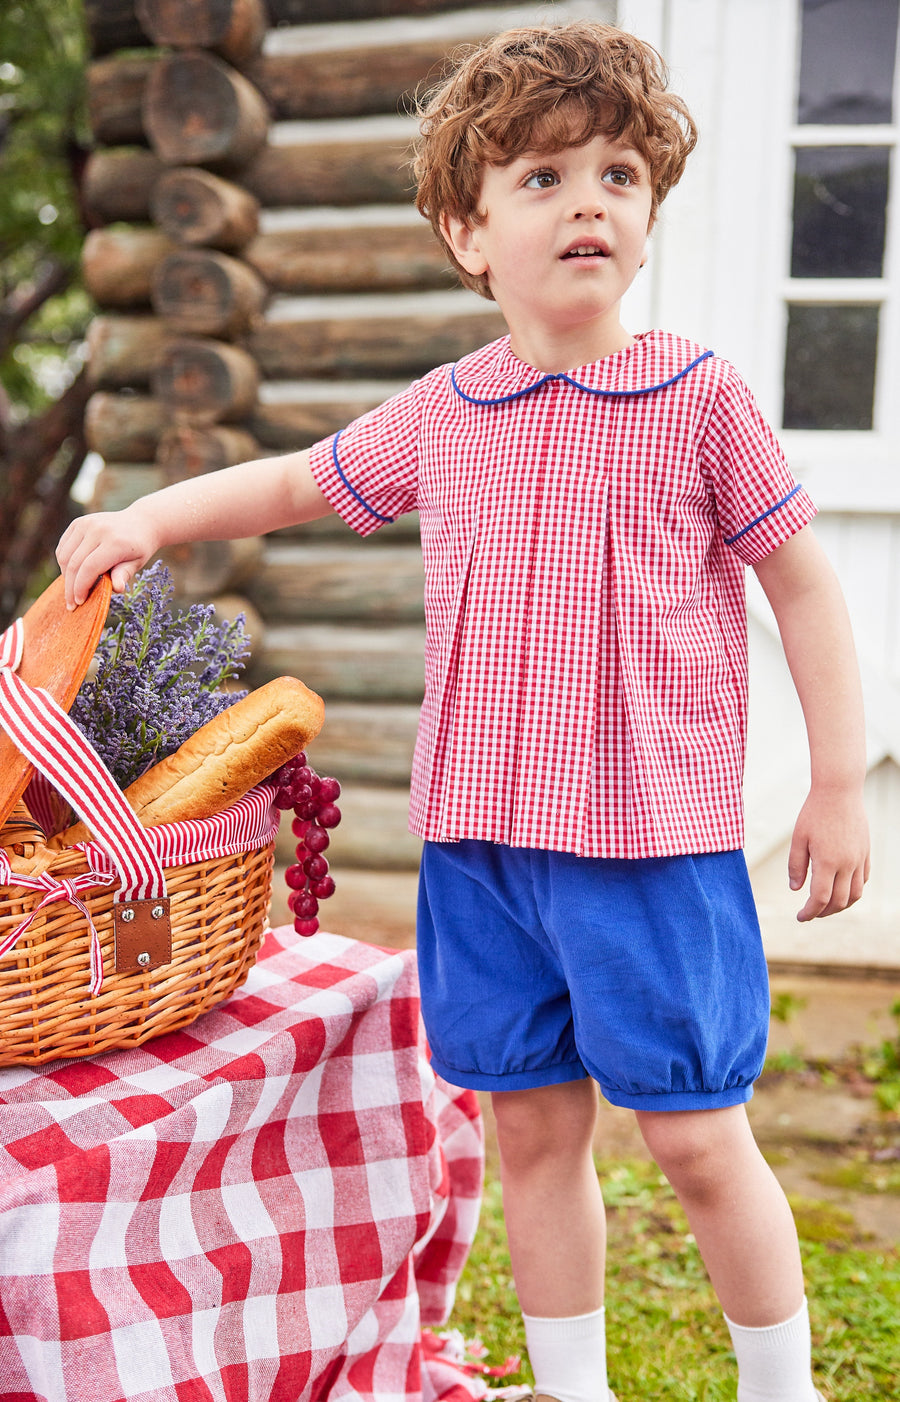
xmin=0 ymin=860 xmax=111 ymax=995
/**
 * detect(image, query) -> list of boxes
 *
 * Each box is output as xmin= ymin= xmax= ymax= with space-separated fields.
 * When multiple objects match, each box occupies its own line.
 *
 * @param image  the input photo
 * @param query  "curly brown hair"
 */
xmin=414 ymin=23 xmax=698 ymax=298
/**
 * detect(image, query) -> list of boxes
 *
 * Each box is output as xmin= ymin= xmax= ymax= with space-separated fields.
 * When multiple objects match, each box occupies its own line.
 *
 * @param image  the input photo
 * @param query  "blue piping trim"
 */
xmin=724 ymin=483 xmax=803 ymax=545
xmin=450 ymin=349 xmax=714 ymax=405
xmin=331 ymin=431 xmax=395 ymax=524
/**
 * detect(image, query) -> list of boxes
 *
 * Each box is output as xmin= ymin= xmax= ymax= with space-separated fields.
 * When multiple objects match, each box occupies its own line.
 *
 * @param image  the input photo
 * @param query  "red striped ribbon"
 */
xmin=0 ymin=618 xmax=166 ymax=901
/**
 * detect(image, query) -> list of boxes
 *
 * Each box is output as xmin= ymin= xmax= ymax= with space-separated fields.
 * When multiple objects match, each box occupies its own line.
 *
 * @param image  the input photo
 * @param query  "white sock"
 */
xmin=724 ymin=1297 xmax=819 ymax=1402
xmin=522 ymin=1306 xmax=608 ymax=1402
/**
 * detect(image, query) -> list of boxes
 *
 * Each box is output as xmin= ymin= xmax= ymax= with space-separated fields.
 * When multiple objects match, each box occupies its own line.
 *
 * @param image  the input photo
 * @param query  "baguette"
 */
xmin=57 ymin=676 xmax=324 ymax=846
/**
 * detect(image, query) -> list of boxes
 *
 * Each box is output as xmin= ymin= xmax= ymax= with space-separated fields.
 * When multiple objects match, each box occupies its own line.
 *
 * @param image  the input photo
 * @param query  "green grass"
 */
xmin=811 ymin=1154 xmax=900 ymax=1197
xmin=449 ymin=1158 xmax=900 ymax=1401
xmin=763 ymin=997 xmax=900 ymax=1114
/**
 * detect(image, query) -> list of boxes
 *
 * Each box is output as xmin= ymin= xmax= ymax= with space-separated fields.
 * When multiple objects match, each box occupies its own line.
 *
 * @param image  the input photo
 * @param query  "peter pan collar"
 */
xmin=450 ymin=330 xmax=714 ymax=405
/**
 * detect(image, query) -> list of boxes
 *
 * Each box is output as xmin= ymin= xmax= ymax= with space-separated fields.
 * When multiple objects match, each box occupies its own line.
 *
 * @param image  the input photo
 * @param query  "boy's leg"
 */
xmin=492 ymin=1079 xmax=610 ymax=1402
xmin=637 ymin=1103 xmax=819 ymax=1400
xmin=492 ymin=1079 xmax=605 ymax=1316
xmin=417 ymin=841 xmax=611 ymax=1397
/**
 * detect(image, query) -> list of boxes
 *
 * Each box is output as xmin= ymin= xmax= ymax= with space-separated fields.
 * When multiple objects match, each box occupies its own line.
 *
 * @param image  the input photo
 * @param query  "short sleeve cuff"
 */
xmin=309 ymin=432 xmax=392 ymax=537
xmin=724 ymin=483 xmax=818 ymax=564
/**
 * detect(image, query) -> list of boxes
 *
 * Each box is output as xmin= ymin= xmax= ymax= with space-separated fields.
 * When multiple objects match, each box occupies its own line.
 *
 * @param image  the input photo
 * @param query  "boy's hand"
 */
xmin=57 ymin=508 xmax=159 ymax=609
xmin=788 ymin=786 xmax=870 ymax=922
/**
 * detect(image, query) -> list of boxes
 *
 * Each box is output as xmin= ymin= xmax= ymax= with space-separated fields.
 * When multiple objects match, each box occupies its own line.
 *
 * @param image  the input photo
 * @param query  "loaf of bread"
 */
xmin=57 ymin=675 xmax=324 ymax=845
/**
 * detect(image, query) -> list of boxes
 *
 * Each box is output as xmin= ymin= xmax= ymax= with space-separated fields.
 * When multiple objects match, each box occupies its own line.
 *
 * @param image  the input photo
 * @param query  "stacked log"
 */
xmin=81 ymin=0 xmax=272 ymax=604
xmin=80 ymin=0 xmax=518 ymax=922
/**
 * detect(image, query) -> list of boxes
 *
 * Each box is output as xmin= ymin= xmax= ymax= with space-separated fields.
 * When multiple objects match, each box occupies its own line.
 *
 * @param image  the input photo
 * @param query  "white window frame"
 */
xmin=620 ymin=0 xmax=900 ymax=513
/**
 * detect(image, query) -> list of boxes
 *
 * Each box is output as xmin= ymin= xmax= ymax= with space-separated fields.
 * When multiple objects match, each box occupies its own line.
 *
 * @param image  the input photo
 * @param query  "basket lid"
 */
xmin=0 ymin=573 xmax=112 ymax=830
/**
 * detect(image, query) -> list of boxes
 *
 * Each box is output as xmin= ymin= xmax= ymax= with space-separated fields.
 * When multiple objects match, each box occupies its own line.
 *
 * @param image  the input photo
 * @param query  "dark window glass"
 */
xmin=783 ymin=303 xmax=879 ymax=428
xmin=791 ymin=146 xmax=890 ymax=276
xmin=797 ymin=0 xmax=899 ymax=124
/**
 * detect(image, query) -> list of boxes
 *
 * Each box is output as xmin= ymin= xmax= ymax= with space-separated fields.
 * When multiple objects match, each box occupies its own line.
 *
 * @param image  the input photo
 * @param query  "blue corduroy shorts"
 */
xmin=416 ymin=840 xmax=770 ymax=1111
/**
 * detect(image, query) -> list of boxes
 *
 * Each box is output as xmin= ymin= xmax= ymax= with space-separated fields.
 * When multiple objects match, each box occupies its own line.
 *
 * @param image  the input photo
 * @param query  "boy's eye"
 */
xmin=523 ymin=169 xmax=559 ymax=190
xmin=604 ymin=165 xmax=638 ymax=187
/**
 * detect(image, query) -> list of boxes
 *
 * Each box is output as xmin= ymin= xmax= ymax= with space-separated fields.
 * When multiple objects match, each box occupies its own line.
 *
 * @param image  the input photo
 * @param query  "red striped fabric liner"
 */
xmin=76 ymin=784 xmax=280 ymax=878
xmin=22 ymin=770 xmax=67 ymax=838
xmin=0 ymin=786 xmax=278 ymax=996
xmin=0 ymin=785 xmax=278 ymax=895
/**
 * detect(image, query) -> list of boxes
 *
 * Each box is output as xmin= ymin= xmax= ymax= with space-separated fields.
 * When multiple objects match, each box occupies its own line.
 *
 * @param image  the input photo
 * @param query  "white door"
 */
xmin=620 ymin=0 xmax=900 ymax=968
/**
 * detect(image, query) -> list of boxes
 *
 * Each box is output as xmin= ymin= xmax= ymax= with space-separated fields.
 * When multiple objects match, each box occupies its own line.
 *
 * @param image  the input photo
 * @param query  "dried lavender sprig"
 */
xmin=69 ymin=561 xmax=250 ymax=792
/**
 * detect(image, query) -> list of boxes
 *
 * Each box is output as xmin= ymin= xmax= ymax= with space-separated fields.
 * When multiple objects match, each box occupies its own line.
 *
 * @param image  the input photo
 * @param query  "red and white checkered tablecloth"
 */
xmin=0 ymin=928 xmax=485 ymax=1402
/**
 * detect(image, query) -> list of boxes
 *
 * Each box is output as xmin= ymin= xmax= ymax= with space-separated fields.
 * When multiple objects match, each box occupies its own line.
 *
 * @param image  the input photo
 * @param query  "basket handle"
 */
xmin=0 ymin=617 xmax=167 ymax=903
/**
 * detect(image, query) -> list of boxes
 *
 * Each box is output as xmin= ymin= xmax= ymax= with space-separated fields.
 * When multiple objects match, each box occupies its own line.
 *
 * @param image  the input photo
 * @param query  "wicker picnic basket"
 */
xmin=0 ymin=802 xmax=276 ymax=1066
xmin=0 ymin=577 xmax=280 ymax=1066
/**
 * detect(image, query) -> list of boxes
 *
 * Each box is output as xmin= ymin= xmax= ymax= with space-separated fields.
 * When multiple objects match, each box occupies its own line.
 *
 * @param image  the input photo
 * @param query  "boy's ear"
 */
xmin=440 ymin=213 xmax=490 ymax=277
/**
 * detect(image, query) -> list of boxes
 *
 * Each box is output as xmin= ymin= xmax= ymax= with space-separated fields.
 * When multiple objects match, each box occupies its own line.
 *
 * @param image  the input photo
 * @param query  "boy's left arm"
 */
xmin=752 ymin=525 xmax=871 ymax=923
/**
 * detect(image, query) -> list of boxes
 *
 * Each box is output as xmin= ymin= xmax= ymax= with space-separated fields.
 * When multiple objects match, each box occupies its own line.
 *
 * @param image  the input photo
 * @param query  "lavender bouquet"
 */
xmin=70 ymin=561 xmax=250 ymax=791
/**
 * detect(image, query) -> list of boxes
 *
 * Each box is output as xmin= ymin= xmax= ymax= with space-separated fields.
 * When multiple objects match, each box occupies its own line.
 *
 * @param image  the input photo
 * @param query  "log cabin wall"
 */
xmin=80 ymin=0 xmax=615 ymax=937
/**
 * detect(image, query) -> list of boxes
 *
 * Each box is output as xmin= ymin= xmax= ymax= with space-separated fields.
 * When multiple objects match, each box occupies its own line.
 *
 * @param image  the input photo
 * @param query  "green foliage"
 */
xmin=453 ymin=1158 xmax=900 ymax=1399
xmin=0 ymin=0 xmax=91 ymax=416
xmin=813 ymin=1154 xmax=900 ymax=1197
xmin=771 ymin=989 xmax=808 ymax=1024
xmin=765 ymin=1046 xmax=813 ymax=1075
xmin=861 ymin=999 xmax=900 ymax=1113
xmin=763 ymin=998 xmax=900 ymax=1118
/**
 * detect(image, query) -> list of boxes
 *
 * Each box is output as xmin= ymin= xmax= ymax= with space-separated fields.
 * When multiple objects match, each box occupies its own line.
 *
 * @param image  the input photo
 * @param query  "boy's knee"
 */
xmin=492 ymin=1078 xmax=598 ymax=1170
xmin=636 ymin=1106 xmax=751 ymax=1195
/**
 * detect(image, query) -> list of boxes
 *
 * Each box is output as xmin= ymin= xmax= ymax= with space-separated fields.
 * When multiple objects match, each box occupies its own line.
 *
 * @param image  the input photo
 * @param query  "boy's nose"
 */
xmin=571 ymin=186 xmax=608 ymax=219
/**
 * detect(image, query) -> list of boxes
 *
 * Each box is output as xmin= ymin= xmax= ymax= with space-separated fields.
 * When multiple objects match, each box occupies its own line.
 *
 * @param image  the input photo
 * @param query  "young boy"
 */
xmin=59 ymin=23 xmax=869 ymax=1402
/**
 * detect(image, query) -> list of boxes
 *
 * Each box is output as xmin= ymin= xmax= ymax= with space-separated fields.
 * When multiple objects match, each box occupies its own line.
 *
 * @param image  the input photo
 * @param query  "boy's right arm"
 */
xmin=57 ymin=448 xmax=333 ymax=608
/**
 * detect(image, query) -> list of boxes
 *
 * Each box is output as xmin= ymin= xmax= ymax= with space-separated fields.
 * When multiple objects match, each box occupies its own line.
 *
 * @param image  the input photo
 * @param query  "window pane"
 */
xmin=791 ymin=146 xmax=890 ymax=277
xmin=797 ymin=0 xmax=899 ymax=124
xmin=783 ymin=304 xmax=878 ymax=429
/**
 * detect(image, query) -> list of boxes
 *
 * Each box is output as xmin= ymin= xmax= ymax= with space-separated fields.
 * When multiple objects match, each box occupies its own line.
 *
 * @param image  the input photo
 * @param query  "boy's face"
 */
xmin=441 ymin=131 xmax=654 ymax=370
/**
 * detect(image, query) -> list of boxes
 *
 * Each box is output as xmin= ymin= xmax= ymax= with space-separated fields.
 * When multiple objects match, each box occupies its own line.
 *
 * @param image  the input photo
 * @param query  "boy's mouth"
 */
xmin=561 ymin=241 xmax=610 ymax=260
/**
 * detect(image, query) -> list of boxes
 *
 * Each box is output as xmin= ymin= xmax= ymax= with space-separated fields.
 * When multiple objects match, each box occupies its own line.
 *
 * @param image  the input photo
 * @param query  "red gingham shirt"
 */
xmin=309 ymin=331 xmax=817 ymax=858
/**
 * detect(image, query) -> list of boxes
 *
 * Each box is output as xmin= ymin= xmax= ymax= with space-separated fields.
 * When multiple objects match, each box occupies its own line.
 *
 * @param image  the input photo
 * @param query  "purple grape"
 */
xmin=285 ymin=863 xmax=306 ymax=890
xmin=293 ymin=891 xmax=319 ymax=919
xmin=274 ymin=760 xmax=298 ymax=788
xmin=280 ymin=758 xmax=340 ymax=917
xmin=304 ymin=825 xmax=330 ymax=853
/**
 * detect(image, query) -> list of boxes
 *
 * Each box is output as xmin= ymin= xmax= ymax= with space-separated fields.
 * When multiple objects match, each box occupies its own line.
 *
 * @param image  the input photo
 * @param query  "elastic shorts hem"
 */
xmin=600 ymin=1082 xmax=755 ymax=1112
xmin=429 ymin=1054 xmax=589 ymax=1094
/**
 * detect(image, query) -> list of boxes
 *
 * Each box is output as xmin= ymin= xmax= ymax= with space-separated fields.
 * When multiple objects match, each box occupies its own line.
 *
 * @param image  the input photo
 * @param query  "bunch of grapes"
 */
xmin=273 ymin=751 xmax=341 ymax=936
